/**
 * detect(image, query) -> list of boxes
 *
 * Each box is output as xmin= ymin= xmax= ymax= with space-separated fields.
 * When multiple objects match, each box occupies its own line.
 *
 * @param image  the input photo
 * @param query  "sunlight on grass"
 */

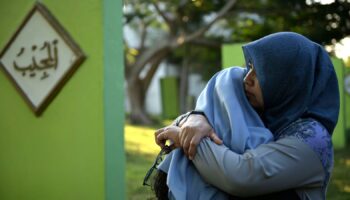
xmin=346 ymin=159 xmax=350 ymax=167
xmin=344 ymin=185 xmax=350 ymax=193
xmin=125 ymin=123 xmax=169 ymax=200
xmin=125 ymin=125 xmax=161 ymax=155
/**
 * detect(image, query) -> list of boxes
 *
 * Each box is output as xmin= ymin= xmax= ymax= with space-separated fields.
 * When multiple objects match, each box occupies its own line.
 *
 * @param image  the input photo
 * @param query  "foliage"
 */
xmin=226 ymin=0 xmax=350 ymax=45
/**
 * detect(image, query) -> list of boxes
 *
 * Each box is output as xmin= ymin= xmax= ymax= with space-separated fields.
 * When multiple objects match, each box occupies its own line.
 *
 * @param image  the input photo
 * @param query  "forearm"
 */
xmin=192 ymin=137 xmax=324 ymax=197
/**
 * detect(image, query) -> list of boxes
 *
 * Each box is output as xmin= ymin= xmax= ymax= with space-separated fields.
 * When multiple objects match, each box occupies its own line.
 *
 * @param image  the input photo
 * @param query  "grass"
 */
xmin=327 ymin=148 xmax=350 ymax=200
xmin=125 ymin=124 xmax=162 ymax=200
xmin=125 ymin=123 xmax=350 ymax=200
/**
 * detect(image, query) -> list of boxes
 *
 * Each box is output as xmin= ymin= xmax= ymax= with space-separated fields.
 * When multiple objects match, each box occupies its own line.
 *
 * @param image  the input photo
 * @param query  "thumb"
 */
xmin=209 ymin=131 xmax=223 ymax=145
xmin=156 ymin=132 xmax=169 ymax=148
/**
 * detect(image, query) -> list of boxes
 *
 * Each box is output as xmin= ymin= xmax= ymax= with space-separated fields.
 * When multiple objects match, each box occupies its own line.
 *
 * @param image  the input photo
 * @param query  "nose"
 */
xmin=244 ymin=70 xmax=254 ymax=87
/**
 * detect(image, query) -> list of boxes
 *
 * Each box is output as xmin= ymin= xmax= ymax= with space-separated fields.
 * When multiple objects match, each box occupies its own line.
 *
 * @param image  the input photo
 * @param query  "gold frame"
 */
xmin=0 ymin=2 xmax=86 ymax=116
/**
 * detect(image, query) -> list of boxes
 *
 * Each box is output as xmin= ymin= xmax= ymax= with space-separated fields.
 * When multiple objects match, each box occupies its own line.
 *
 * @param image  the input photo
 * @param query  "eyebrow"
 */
xmin=248 ymin=59 xmax=253 ymax=66
xmin=248 ymin=62 xmax=255 ymax=71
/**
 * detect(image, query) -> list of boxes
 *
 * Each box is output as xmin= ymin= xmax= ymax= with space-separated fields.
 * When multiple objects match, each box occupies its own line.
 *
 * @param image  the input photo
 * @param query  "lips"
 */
xmin=245 ymin=91 xmax=254 ymax=98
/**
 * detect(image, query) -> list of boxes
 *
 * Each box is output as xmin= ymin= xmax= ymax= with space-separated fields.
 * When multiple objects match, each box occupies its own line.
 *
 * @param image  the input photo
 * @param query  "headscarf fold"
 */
xmin=242 ymin=32 xmax=339 ymax=135
xmin=159 ymin=67 xmax=273 ymax=199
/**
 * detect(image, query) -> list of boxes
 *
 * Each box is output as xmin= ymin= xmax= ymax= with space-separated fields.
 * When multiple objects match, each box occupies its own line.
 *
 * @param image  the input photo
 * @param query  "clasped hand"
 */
xmin=155 ymin=114 xmax=223 ymax=160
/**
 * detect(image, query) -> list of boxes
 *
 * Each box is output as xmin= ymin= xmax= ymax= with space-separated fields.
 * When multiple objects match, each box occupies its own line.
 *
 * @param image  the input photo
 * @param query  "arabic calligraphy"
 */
xmin=13 ymin=39 xmax=59 ymax=80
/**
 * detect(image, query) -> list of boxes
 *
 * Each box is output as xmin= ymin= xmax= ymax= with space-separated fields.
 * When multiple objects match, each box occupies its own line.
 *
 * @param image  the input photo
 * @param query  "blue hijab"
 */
xmin=159 ymin=67 xmax=273 ymax=199
xmin=242 ymin=32 xmax=339 ymax=135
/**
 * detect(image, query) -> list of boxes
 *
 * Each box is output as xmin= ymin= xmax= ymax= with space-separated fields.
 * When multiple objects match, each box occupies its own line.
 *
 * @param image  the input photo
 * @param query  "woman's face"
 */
xmin=243 ymin=64 xmax=264 ymax=112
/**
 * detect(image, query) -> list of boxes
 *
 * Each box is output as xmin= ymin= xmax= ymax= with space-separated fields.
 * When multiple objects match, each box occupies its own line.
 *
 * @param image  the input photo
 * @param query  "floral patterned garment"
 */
xmin=276 ymin=118 xmax=334 ymax=199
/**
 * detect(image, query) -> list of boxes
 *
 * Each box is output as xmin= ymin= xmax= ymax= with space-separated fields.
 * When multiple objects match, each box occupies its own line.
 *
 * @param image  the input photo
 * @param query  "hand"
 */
xmin=155 ymin=125 xmax=181 ymax=149
xmin=179 ymin=114 xmax=222 ymax=160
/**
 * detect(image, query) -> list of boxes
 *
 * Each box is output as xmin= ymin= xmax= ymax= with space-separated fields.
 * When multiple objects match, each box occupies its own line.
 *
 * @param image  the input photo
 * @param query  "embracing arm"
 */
xmin=193 ymin=136 xmax=324 ymax=197
xmin=155 ymin=114 xmax=325 ymax=197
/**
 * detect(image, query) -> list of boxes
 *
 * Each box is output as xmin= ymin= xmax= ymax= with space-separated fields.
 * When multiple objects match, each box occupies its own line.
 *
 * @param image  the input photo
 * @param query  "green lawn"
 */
xmin=125 ymin=124 xmax=350 ymax=200
xmin=125 ymin=124 xmax=160 ymax=200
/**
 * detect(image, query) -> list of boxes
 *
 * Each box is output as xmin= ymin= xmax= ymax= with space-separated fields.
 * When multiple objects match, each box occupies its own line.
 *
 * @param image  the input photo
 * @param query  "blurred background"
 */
xmin=123 ymin=0 xmax=350 ymax=199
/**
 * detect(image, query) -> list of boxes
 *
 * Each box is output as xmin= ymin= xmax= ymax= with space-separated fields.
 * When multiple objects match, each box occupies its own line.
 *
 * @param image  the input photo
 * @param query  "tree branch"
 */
xmin=124 ymin=39 xmax=132 ymax=76
xmin=188 ymin=38 xmax=221 ymax=48
xmin=127 ymin=41 xmax=172 ymax=81
xmin=139 ymin=21 xmax=149 ymax=51
xmin=142 ymin=48 xmax=169 ymax=92
xmin=184 ymin=0 xmax=237 ymax=43
xmin=152 ymin=1 xmax=175 ymax=33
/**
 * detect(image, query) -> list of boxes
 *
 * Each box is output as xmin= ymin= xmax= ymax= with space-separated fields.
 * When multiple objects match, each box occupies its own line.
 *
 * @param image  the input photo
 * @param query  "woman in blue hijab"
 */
xmin=153 ymin=32 xmax=339 ymax=199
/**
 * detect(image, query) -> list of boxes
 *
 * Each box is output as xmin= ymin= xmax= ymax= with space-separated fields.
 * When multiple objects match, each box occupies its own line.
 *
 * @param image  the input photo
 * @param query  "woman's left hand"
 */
xmin=155 ymin=125 xmax=181 ymax=149
xmin=180 ymin=114 xmax=222 ymax=160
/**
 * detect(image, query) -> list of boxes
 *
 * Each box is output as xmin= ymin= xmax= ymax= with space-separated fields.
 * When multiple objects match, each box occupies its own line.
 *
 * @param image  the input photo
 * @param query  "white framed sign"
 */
xmin=0 ymin=2 xmax=85 ymax=116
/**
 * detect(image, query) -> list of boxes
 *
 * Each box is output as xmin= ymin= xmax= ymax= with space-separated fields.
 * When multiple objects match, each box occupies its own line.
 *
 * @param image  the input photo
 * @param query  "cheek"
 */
xmin=253 ymin=78 xmax=263 ymax=102
xmin=256 ymin=85 xmax=264 ymax=105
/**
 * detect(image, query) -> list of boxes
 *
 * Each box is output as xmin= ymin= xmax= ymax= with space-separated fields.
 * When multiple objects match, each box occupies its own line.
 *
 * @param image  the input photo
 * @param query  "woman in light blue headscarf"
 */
xmin=153 ymin=32 xmax=339 ymax=199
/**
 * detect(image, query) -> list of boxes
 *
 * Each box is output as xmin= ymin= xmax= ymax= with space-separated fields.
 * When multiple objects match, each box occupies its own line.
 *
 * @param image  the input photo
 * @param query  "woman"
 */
xmin=153 ymin=32 xmax=339 ymax=199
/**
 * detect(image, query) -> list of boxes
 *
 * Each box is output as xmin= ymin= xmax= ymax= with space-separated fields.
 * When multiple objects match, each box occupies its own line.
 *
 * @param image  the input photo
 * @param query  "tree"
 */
xmin=124 ymin=0 xmax=237 ymax=124
xmin=124 ymin=0 xmax=350 ymax=125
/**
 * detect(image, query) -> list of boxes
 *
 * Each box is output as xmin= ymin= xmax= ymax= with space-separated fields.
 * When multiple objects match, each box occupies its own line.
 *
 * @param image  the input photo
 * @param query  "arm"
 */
xmin=155 ymin=113 xmax=222 ymax=158
xmin=193 ymin=136 xmax=324 ymax=197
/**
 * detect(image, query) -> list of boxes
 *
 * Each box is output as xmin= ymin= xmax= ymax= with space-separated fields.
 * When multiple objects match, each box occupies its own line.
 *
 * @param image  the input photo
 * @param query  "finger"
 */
xmin=165 ymin=130 xmax=180 ymax=148
xmin=154 ymin=128 xmax=165 ymax=146
xmin=180 ymin=126 xmax=193 ymax=146
xmin=155 ymin=127 xmax=166 ymax=135
xmin=182 ymin=132 xmax=192 ymax=157
xmin=155 ymin=128 xmax=165 ymax=138
xmin=179 ymin=126 xmax=187 ymax=147
xmin=157 ymin=129 xmax=181 ymax=148
xmin=188 ymin=136 xmax=200 ymax=160
xmin=156 ymin=132 xmax=170 ymax=148
xmin=209 ymin=131 xmax=223 ymax=145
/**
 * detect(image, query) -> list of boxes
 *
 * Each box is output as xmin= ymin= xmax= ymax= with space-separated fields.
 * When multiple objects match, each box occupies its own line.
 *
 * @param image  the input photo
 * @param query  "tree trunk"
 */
xmin=179 ymin=46 xmax=190 ymax=114
xmin=126 ymin=47 xmax=170 ymax=125
xmin=127 ymin=78 xmax=153 ymax=125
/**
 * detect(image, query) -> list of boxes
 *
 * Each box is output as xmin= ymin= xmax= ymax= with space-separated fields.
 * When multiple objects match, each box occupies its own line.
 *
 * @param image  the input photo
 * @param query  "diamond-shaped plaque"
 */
xmin=0 ymin=2 xmax=85 ymax=116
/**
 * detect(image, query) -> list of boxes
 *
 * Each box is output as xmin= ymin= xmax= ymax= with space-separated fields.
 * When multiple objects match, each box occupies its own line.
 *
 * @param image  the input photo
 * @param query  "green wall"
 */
xmin=344 ymin=66 xmax=350 ymax=144
xmin=0 ymin=1 xmax=124 ymax=200
xmin=222 ymin=43 xmax=246 ymax=68
xmin=160 ymin=77 xmax=180 ymax=119
xmin=222 ymin=44 xmax=347 ymax=148
xmin=332 ymin=58 xmax=346 ymax=148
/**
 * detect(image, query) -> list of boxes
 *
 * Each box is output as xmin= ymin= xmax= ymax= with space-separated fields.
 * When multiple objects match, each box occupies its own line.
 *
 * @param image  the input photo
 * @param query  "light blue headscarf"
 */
xmin=159 ymin=67 xmax=273 ymax=199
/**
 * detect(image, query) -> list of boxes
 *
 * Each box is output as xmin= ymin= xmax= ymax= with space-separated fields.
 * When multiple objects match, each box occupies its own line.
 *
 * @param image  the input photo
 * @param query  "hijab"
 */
xmin=242 ymin=32 xmax=340 ymax=135
xmin=158 ymin=67 xmax=273 ymax=199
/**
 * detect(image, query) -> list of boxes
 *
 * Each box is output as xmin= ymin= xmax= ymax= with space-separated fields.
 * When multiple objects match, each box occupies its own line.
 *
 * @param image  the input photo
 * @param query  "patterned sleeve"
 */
xmin=276 ymin=118 xmax=333 ymax=198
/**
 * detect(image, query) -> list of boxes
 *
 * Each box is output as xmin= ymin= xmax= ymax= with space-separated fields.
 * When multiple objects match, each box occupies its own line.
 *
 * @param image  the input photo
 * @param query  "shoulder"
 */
xmin=277 ymin=118 xmax=331 ymax=148
xmin=277 ymin=118 xmax=333 ymax=173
